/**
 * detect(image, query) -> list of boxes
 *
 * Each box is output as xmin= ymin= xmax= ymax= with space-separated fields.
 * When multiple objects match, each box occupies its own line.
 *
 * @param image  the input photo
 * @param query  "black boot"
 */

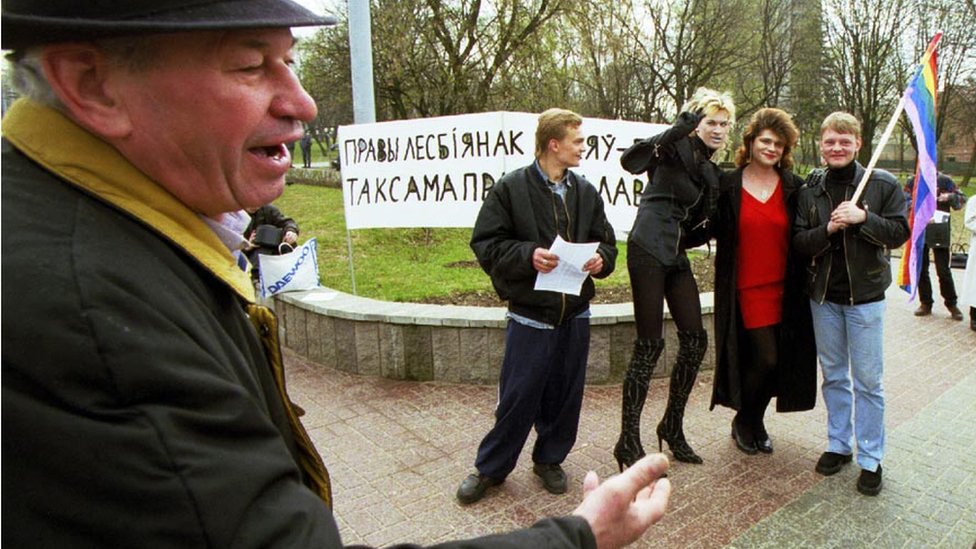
xmin=656 ymin=329 xmax=707 ymax=464
xmin=970 ymin=307 xmax=976 ymax=332
xmin=614 ymin=338 xmax=665 ymax=471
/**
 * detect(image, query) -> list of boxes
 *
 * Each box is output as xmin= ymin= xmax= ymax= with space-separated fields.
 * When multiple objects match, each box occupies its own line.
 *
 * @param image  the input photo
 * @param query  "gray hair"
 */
xmin=7 ymin=36 xmax=159 ymax=108
xmin=8 ymin=49 xmax=62 ymax=107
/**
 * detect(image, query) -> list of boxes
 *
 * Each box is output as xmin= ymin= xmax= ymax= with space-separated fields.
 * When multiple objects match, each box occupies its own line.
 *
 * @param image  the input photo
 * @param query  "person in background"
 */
xmin=710 ymin=108 xmax=817 ymax=455
xmin=243 ymin=203 xmax=300 ymax=285
xmin=459 ymin=108 xmax=620 ymax=506
xmin=908 ymin=172 xmax=965 ymax=320
xmin=1 ymin=2 xmax=669 ymax=547
xmin=793 ymin=112 xmax=909 ymax=496
xmin=300 ymin=130 xmax=314 ymax=169
xmin=960 ymin=193 xmax=976 ymax=332
xmin=614 ymin=87 xmax=735 ymax=469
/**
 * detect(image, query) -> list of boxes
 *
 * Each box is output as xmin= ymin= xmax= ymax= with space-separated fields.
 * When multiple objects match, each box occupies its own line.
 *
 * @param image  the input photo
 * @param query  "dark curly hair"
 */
xmin=734 ymin=108 xmax=799 ymax=170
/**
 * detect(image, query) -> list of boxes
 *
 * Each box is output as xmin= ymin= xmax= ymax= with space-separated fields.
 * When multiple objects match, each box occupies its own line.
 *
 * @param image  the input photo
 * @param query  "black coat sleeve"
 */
xmin=620 ymin=111 xmax=701 ymax=175
xmin=469 ymin=181 xmax=538 ymax=283
xmin=356 ymin=517 xmax=596 ymax=549
xmin=855 ymin=180 xmax=909 ymax=249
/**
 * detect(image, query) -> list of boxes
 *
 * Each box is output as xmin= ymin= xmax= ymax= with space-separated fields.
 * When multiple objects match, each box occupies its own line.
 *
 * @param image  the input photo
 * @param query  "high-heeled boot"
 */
xmin=613 ymin=338 xmax=665 ymax=471
xmin=656 ymin=329 xmax=707 ymax=464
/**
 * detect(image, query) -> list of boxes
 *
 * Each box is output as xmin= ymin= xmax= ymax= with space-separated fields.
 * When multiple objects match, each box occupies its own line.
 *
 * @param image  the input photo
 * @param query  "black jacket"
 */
xmin=470 ymin=164 xmax=617 ymax=326
xmin=710 ymin=168 xmax=817 ymax=413
xmin=245 ymin=204 xmax=300 ymax=238
xmin=793 ymin=163 xmax=910 ymax=304
xmin=620 ymin=111 xmax=722 ymax=265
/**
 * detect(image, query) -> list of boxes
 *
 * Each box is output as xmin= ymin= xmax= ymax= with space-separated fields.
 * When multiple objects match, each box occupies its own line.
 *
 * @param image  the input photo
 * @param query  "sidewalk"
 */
xmin=285 ymin=268 xmax=976 ymax=548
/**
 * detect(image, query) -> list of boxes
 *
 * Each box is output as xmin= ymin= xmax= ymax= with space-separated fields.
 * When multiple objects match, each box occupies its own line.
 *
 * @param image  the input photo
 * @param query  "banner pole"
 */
xmin=850 ymin=97 xmax=905 ymax=204
xmin=346 ymin=229 xmax=358 ymax=295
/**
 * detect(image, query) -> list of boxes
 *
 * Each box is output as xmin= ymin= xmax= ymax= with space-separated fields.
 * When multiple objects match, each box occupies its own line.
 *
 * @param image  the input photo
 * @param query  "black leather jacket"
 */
xmin=470 ymin=164 xmax=617 ymax=326
xmin=620 ymin=111 xmax=721 ymax=266
xmin=793 ymin=163 xmax=909 ymax=304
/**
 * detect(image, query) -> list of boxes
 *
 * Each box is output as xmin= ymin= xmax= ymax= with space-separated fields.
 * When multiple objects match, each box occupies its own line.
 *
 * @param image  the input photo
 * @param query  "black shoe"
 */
xmin=657 ymin=422 xmax=704 ymax=464
xmin=756 ymin=435 xmax=773 ymax=454
xmin=731 ymin=420 xmax=757 ymax=455
xmin=815 ymin=451 xmax=853 ymax=476
xmin=857 ymin=465 xmax=883 ymax=496
xmin=533 ymin=463 xmax=568 ymax=495
xmin=947 ymin=305 xmax=964 ymax=321
xmin=456 ymin=473 xmax=502 ymax=504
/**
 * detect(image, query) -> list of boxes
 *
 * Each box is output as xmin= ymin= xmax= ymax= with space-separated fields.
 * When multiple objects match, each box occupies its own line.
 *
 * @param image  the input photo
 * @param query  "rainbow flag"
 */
xmin=897 ymin=33 xmax=942 ymax=298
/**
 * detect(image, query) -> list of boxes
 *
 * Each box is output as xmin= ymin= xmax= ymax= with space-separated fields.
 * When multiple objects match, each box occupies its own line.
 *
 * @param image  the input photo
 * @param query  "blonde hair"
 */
xmin=681 ymin=87 xmax=736 ymax=125
xmin=820 ymin=111 xmax=861 ymax=139
xmin=734 ymin=108 xmax=799 ymax=169
xmin=535 ymin=108 xmax=583 ymax=157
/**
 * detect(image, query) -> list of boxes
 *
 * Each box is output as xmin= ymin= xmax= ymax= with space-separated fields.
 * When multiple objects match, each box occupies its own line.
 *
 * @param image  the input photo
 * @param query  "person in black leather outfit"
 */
xmin=613 ymin=87 xmax=735 ymax=470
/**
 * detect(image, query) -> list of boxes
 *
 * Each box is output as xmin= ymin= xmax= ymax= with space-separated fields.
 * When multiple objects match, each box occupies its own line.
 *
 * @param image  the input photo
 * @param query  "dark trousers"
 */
xmin=918 ymin=246 xmax=957 ymax=307
xmin=474 ymin=317 xmax=589 ymax=479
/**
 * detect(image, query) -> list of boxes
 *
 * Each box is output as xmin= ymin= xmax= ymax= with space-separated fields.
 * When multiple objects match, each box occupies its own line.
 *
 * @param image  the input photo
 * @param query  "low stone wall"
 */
xmin=275 ymin=288 xmax=715 ymax=385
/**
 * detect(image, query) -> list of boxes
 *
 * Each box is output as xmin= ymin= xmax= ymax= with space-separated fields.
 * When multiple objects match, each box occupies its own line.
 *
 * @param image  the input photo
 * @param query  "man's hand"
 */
xmin=582 ymin=253 xmax=603 ymax=275
xmin=533 ymin=247 xmax=559 ymax=273
xmin=572 ymin=454 xmax=671 ymax=549
xmin=830 ymin=201 xmax=866 ymax=226
xmin=826 ymin=220 xmax=848 ymax=235
xmin=283 ymin=230 xmax=298 ymax=246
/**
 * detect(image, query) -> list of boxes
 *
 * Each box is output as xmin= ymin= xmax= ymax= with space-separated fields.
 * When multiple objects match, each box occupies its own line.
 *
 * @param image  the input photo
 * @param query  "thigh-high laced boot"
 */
xmin=656 ymin=329 xmax=707 ymax=464
xmin=613 ymin=338 xmax=665 ymax=471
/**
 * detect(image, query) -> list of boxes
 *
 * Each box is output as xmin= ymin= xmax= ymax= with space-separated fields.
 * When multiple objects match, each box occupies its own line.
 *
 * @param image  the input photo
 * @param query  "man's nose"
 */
xmin=272 ymin=69 xmax=318 ymax=122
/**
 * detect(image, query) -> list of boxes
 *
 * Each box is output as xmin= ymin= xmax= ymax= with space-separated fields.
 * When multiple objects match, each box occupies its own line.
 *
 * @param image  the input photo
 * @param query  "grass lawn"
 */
xmin=272 ymin=183 xmax=642 ymax=302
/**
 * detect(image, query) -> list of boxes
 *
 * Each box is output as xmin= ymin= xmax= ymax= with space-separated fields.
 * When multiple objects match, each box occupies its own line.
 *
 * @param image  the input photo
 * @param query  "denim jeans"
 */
xmin=809 ymin=299 xmax=886 ymax=472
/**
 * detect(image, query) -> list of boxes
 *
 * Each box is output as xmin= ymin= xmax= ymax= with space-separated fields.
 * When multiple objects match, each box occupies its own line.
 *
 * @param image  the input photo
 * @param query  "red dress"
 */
xmin=736 ymin=182 xmax=789 ymax=329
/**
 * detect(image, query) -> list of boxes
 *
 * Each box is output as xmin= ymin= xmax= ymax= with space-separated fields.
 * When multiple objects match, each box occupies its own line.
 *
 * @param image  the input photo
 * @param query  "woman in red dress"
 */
xmin=710 ymin=109 xmax=817 ymax=454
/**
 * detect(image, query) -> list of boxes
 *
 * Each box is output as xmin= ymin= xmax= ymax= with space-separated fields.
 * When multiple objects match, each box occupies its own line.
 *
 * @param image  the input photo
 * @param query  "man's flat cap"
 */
xmin=2 ymin=0 xmax=336 ymax=50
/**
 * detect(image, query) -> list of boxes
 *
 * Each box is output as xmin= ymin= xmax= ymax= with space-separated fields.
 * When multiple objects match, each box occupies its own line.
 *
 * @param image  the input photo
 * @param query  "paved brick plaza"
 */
xmin=285 ymin=268 xmax=976 ymax=548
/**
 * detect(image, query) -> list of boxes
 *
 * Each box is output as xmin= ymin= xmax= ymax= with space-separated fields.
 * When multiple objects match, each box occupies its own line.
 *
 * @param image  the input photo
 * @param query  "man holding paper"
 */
xmin=459 ymin=108 xmax=618 ymax=504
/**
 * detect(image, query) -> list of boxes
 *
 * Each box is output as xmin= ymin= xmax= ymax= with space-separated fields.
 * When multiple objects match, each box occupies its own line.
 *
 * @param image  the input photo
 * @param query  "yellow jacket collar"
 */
xmin=3 ymin=99 xmax=255 ymax=302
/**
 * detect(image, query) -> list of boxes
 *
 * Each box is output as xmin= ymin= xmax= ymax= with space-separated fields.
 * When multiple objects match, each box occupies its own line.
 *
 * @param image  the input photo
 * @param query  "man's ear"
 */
xmin=548 ymin=137 xmax=559 ymax=154
xmin=41 ymin=44 xmax=133 ymax=139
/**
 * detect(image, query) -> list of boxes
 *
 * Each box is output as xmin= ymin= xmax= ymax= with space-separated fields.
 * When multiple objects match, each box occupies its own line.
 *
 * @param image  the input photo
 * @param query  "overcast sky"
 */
xmin=292 ymin=0 xmax=339 ymax=38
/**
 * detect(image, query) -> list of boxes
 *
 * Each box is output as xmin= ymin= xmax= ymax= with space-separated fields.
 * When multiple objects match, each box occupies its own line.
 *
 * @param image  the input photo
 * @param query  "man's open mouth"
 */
xmin=252 ymin=143 xmax=288 ymax=160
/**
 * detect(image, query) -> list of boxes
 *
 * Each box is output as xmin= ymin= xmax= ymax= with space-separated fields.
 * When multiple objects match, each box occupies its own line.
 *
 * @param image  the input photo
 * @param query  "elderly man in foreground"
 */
xmin=0 ymin=1 xmax=670 ymax=547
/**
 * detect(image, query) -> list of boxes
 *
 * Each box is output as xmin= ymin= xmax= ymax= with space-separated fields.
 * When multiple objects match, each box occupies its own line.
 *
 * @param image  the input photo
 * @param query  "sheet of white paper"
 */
xmin=534 ymin=236 xmax=600 ymax=296
xmin=931 ymin=210 xmax=950 ymax=223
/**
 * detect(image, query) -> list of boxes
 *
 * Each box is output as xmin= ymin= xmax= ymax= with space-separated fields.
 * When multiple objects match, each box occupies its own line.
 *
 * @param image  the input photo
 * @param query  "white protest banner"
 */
xmin=338 ymin=112 xmax=668 ymax=238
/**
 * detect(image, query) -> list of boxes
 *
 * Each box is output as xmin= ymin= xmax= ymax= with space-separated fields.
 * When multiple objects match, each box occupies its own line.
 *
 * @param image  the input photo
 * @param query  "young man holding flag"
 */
xmin=793 ymin=112 xmax=909 ymax=496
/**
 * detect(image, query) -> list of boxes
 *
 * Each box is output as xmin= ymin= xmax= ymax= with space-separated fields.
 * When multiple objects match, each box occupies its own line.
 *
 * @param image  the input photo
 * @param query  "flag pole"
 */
xmin=850 ymin=31 xmax=943 ymax=204
xmin=850 ymin=99 xmax=905 ymax=204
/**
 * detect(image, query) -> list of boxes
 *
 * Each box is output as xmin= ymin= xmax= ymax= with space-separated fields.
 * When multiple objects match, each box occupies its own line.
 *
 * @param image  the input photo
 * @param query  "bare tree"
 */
xmin=907 ymin=0 xmax=976 ymax=145
xmin=943 ymin=78 xmax=976 ymax=185
xmin=639 ymin=0 xmax=753 ymax=116
xmin=733 ymin=0 xmax=798 ymax=114
xmin=822 ymin=0 xmax=907 ymax=163
xmin=559 ymin=0 xmax=662 ymax=120
xmin=297 ymin=22 xmax=353 ymax=147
